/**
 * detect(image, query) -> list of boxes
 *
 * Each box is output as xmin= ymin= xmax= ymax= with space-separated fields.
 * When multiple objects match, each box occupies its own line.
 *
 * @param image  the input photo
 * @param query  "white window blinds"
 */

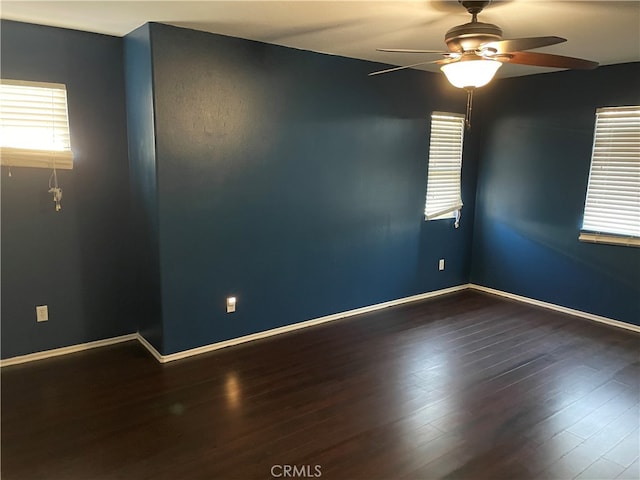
xmin=580 ymin=106 xmax=640 ymax=247
xmin=0 ymin=79 xmax=73 ymax=169
xmin=424 ymin=112 xmax=464 ymax=222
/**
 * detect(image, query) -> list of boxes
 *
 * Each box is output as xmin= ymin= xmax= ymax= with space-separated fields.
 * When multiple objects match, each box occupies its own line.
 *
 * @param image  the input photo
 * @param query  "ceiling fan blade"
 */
xmin=368 ymin=59 xmax=445 ymax=76
xmin=376 ymin=48 xmax=447 ymax=54
xmin=482 ymin=36 xmax=566 ymax=54
xmin=504 ymin=51 xmax=599 ymax=70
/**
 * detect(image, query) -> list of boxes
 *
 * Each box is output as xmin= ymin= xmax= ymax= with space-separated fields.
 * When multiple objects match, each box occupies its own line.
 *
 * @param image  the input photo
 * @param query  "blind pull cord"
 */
xmin=49 ymin=168 xmax=62 ymax=212
xmin=48 ymin=88 xmax=62 ymax=212
xmin=465 ymin=88 xmax=474 ymax=130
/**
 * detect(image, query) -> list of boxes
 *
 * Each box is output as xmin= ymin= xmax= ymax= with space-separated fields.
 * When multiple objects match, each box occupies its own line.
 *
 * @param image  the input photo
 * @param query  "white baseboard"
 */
xmin=140 ymin=284 xmax=470 ymax=363
xmin=0 ymin=333 xmax=138 ymax=367
xmin=4 ymin=283 xmax=636 ymax=367
xmin=469 ymin=284 xmax=640 ymax=334
xmin=135 ymin=332 xmax=164 ymax=363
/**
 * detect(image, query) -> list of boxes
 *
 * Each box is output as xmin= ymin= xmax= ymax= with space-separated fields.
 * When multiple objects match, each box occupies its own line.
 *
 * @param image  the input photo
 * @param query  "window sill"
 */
xmin=579 ymin=232 xmax=640 ymax=248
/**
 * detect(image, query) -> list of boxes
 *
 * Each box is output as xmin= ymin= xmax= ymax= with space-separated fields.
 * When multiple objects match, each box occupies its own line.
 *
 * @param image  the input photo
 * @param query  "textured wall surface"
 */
xmin=1 ymin=20 xmax=134 ymax=358
xmin=123 ymin=24 xmax=163 ymax=352
xmin=471 ymin=63 xmax=640 ymax=325
xmin=148 ymin=24 xmax=478 ymax=354
xmin=6 ymin=19 xmax=634 ymax=360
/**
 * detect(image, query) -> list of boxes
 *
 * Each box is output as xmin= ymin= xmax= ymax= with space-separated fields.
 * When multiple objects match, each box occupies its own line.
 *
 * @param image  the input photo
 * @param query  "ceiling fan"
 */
xmin=370 ymin=0 xmax=599 ymax=125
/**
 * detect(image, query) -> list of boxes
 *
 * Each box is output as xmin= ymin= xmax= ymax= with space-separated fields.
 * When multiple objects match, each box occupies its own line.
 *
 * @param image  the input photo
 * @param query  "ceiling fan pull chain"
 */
xmin=465 ymin=87 xmax=474 ymax=129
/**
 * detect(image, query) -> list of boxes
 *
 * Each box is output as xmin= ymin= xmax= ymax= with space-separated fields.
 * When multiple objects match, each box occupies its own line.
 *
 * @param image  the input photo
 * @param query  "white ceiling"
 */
xmin=2 ymin=1 xmax=639 ymax=78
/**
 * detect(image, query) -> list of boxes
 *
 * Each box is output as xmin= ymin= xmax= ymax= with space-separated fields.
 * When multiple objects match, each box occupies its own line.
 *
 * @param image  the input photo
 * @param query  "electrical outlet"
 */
xmin=438 ymin=259 xmax=445 ymax=271
xmin=226 ymin=297 xmax=237 ymax=314
xmin=36 ymin=305 xmax=48 ymax=322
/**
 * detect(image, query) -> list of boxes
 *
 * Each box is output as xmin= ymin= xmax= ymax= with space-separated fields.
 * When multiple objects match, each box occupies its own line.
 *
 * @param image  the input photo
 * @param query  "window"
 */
xmin=424 ymin=112 xmax=464 ymax=226
xmin=580 ymin=106 xmax=640 ymax=247
xmin=0 ymin=79 xmax=73 ymax=169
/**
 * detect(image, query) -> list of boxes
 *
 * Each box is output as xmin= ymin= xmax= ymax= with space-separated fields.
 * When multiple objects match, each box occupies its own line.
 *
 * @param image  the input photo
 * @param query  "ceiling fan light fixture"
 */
xmin=441 ymin=58 xmax=502 ymax=88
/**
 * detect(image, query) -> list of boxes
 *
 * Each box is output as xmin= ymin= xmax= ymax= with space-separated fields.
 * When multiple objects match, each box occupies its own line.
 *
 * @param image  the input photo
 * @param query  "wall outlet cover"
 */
xmin=36 ymin=305 xmax=48 ymax=322
xmin=226 ymin=297 xmax=237 ymax=314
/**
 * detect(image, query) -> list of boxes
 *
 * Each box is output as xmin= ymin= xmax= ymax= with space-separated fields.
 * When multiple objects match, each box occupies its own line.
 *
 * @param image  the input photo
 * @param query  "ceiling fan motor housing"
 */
xmin=445 ymin=21 xmax=503 ymax=52
xmin=459 ymin=0 xmax=492 ymax=15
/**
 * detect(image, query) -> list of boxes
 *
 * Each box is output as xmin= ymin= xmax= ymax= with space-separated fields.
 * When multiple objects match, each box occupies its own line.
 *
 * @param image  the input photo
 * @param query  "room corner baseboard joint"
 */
xmin=3 ymin=283 xmax=636 ymax=367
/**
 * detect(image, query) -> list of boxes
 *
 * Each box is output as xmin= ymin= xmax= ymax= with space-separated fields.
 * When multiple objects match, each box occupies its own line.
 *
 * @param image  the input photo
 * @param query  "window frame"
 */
xmin=579 ymin=105 xmax=640 ymax=248
xmin=0 ymin=79 xmax=73 ymax=170
xmin=424 ymin=111 xmax=465 ymax=224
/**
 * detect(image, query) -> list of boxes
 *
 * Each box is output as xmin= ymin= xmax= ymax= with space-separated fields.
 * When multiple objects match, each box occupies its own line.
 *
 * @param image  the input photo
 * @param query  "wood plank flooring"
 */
xmin=2 ymin=290 xmax=639 ymax=479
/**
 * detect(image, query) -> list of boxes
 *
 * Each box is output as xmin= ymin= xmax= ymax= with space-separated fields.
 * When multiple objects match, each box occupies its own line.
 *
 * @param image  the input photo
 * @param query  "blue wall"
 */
xmin=123 ymin=24 xmax=163 ymax=352
xmin=146 ymin=24 xmax=477 ymax=354
xmin=6 ymin=19 xmax=634 ymax=360
xmin=471 ymin=63 xmax=640 ymax=325
xmin=1 ymin=21 xmax=135 ymax=358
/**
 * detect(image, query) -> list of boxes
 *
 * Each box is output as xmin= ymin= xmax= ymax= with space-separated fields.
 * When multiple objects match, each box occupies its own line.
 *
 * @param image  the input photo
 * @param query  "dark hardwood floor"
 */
xmin=2 ymin=290 xmax=639 ymax=479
